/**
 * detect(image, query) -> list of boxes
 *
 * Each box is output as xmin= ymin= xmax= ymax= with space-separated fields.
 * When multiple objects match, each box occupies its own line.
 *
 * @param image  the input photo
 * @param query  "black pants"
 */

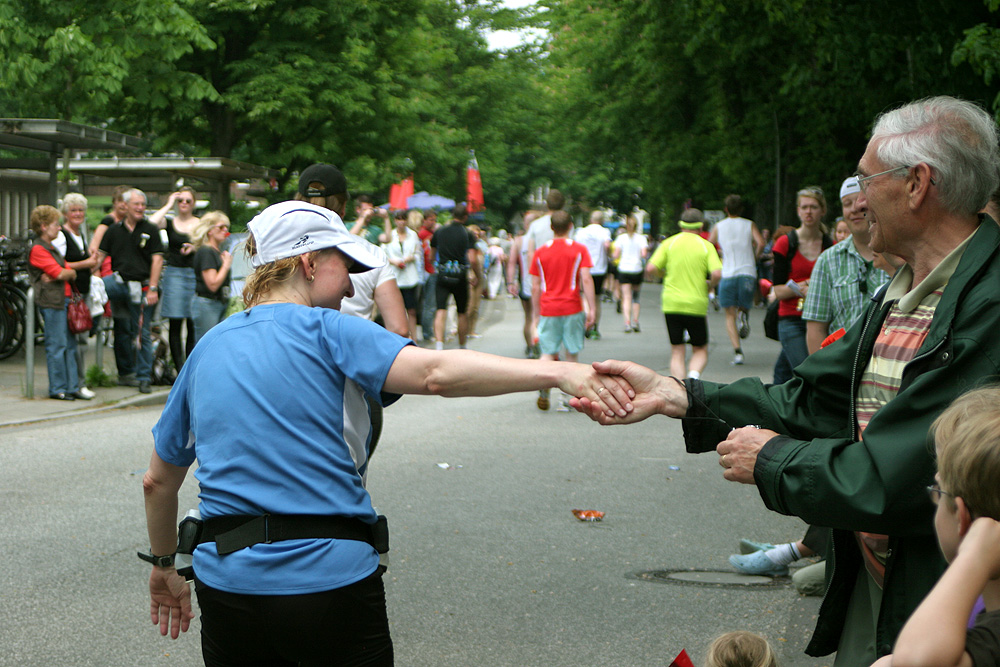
xmin=195 ymin=568 xmax=393 ymax=666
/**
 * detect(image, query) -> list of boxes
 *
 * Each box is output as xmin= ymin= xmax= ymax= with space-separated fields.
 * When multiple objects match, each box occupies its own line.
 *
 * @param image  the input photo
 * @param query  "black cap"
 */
xmin=297 ymin=164 xmax=347 ymax=198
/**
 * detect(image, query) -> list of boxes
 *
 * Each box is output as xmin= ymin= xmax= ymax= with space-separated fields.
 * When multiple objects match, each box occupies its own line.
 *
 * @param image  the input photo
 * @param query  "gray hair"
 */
xmin=60 ymin=192 xmax=88 ymax=213
xmin=871 ymin=96 xmax=1000 ymax=216
xmin=122 ymin=188 xmax=146 ymax=204
xmin=589 ymin=210 xmax=605 ymax=224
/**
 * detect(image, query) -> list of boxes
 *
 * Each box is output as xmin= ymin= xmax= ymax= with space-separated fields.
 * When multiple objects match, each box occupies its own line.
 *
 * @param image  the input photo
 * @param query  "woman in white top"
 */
xmin=612 ymin=215 xmax=648 ymax=333
xmin=383 ymin=210 xmax=421 ymax=340
xmin=54 ymin=193 xmax=100 ymax=398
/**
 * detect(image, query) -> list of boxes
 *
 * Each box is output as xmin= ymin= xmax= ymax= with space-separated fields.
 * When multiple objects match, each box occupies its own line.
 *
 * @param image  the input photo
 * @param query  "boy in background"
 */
xmin=530 ymin=210 xmax=595 ymax=411
xmin=873 ymin=385 xmax=1000 ymax=667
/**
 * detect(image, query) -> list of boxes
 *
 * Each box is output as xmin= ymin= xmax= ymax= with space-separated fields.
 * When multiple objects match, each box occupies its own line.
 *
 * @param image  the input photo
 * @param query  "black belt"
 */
xmin=201 ymin=514 xmax=389 ymax=555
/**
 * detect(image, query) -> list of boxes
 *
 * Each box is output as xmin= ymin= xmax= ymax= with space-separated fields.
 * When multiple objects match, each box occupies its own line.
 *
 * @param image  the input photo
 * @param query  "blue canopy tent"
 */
xmin=380 ymin=191 xmax=456 ymax=210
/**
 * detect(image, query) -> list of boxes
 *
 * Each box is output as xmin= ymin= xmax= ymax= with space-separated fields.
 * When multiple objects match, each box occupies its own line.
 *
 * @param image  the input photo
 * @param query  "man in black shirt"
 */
xmin=97 ymin=188 xmax=164 ymax=393
xmin=431 ymin=204 xmax=477 ymax=349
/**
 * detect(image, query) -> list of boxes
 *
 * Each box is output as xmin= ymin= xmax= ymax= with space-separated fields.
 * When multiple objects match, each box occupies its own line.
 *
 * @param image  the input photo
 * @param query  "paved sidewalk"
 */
xmin=0 ymin=333 xmax=170 ymax=428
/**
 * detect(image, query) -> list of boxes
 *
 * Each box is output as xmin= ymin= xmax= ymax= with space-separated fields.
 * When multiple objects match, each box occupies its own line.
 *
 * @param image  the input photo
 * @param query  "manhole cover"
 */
xmin=628 ymin=569 xmax=790 ymax=589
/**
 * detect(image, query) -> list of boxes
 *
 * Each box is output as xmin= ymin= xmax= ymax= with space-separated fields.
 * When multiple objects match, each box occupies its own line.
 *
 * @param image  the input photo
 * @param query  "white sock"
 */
xmin=435 ymin=341 xmax=444 ymax=351
xmin=687 ymin=370 xmax=700 ymax=380
xmin=764 ymin=542 xmax=803 ymax=566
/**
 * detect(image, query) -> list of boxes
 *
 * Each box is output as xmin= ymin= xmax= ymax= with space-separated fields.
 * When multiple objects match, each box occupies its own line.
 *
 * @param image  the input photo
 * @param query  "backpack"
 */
xmin=763 ymin=230 xmax=799 ymax=341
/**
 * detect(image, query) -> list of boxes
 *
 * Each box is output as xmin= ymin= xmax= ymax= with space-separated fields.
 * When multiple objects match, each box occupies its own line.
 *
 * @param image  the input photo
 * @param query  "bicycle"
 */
xmin=0 ymin=237 xmax=43 ymax=360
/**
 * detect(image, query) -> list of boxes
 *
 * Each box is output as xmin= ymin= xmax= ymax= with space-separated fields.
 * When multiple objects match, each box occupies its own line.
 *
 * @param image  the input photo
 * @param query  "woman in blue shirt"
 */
xmin=142 ymin=201 xmax=634 ymax=665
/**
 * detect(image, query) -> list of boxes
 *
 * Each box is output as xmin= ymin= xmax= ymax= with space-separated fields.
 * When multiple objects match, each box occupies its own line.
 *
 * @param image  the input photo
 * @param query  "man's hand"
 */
xmin=145 ymin=290 xmax=159 ymax=307
xmin=716 ymin=426 xmax=779 ymax=484
xmin=148 ymin=567 xmax=193 ymax=639
xmin=569 ymin=359 xmax=687 ymax=424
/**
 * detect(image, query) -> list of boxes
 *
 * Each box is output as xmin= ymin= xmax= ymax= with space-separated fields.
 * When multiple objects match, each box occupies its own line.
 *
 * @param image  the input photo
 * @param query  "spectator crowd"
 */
xmin=19 ymin=94 xmax=1000 ymax=667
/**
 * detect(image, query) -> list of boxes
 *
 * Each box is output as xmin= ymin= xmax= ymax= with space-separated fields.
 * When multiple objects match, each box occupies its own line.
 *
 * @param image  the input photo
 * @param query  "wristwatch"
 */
xmin=137 ymin=550 xmax=176 ymax=568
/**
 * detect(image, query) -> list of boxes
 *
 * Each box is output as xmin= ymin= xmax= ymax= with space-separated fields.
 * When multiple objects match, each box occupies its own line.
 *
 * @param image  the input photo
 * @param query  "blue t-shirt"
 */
xmin=152 ymin=303 xmax=411 ymax=595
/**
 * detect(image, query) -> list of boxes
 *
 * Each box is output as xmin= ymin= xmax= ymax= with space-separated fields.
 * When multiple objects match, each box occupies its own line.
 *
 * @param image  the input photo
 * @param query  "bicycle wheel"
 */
xmin=0 ymin=292 xmax=11 ymax=353
xmin=0 ymin=284 xmax=27 ymax=360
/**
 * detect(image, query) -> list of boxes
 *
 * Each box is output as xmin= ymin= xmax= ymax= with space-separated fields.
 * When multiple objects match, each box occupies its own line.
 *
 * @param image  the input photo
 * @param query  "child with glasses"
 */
xmin=872 ymin=385 xmax=1000 ymax=667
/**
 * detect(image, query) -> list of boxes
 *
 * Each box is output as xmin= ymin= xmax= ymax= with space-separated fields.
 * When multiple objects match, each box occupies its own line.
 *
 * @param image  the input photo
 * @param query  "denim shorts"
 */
xmin=719 ymin=275 xmax=756 ymax=310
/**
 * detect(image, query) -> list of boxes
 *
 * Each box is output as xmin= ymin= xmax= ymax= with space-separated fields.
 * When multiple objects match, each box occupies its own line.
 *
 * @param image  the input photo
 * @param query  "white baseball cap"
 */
xmin=840 ymin=176 xmax=861 ymax=200
xmin=248 ymin=201 xmax=383 ymax=273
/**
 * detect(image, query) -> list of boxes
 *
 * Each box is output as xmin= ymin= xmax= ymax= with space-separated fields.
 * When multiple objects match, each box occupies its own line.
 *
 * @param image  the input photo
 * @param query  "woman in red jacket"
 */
xmin=770 ymin=187 xmax=832 ymax=384
xmin=28 ymin=205 xmax=84 ymax=400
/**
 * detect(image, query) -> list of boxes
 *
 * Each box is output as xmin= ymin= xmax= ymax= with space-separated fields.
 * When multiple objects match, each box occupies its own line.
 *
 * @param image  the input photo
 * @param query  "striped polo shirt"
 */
xmin=854 ymin=232 xmax=974 ymax=586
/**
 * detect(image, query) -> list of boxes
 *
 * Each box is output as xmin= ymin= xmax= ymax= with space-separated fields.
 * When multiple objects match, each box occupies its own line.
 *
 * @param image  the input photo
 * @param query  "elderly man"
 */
xmin=574 ymin=96 xmax=1000 ymax=665
xmin=97 ymin=188 xmax=164 ymax=394
xmin=802 ymin=177 xmax=890 ymax=353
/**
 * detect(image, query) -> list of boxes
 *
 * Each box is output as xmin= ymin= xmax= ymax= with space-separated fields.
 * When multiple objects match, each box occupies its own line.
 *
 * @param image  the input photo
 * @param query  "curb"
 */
xmin=1 ymin=389 xmax=170 ymax=428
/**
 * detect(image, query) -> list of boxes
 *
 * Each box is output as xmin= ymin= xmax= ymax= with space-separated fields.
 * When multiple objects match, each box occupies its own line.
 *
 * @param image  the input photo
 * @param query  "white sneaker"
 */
xmin=556 ymin=392 xmax=570 ymax=412
xmin=731 ymin=353 xmax=745 ymax=366
xmin=76 ymin=386 xmax=96 ymax=400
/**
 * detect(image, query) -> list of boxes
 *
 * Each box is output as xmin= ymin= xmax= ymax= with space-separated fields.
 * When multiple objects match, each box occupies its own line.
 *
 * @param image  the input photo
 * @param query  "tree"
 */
xmin=538 ymin=0 xmax=1000 ymax=232
xmin=0 ymin=0 xmax=214 ymax=121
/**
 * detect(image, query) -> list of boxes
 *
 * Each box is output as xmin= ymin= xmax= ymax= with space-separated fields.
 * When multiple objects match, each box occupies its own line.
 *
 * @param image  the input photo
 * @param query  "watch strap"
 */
xmin=137 ymin=550 xmax=176 ymax=568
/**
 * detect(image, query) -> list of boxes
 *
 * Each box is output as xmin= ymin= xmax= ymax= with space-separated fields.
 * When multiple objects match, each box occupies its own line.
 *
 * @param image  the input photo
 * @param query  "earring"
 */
xmin=307 ymin=275 xmax=315 ymax=283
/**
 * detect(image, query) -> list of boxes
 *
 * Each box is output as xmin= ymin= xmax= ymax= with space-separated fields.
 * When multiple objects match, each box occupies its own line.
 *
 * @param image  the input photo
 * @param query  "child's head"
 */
xmin=705 ymin=631 xmax=778 ymax=667
xmin=550 ymin=210 xmax=572 ymax=237
xmin=834 ymin=218 xmax=850 ymax=243
xmin=931 ymin=386 xmax=1000 ymax=543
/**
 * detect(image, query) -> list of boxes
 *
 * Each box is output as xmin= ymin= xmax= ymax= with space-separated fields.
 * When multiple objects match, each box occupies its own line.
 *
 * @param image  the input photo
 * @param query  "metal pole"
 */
xmin=95 ymin=315 xmax=105 ymax=370
xmin=25 ymin=286 xmax=35 ymax=399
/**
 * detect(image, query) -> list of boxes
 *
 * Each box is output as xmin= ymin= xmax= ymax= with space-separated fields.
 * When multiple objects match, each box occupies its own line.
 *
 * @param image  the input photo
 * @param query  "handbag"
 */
xmin=67 ymin=285 xmax=94 ymax=334
xmin=763 ymin=299 xmax=780 ymax=341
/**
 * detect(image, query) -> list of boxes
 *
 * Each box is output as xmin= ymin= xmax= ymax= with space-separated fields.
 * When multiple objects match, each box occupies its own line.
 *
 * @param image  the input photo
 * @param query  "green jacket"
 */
xmin=683 ymin=218 xmax=1000 ymax=658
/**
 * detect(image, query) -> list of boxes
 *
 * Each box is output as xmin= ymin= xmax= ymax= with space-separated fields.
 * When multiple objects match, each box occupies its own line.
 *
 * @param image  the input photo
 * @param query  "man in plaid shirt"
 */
xmin=802 ymin=177 xmax=890 ymax=354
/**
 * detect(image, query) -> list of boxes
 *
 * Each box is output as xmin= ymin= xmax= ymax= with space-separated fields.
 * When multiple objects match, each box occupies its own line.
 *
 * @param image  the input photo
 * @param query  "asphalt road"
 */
xmin=0 ymin=289 xmax=832 ymax=666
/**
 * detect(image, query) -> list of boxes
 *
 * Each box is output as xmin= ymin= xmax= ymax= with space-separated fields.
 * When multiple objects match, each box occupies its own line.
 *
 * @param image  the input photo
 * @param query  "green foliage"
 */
xmin=539 ymin=0 xmax=1000 ymax=232
xmin=226 ymin=200 xmax=257 ymax=232
xmin=85 ymin=363 xmax=116 ymax=388
xmin=953 ymin=2 xmax=1000 ymax=112
xmin=0 ymin=0 xmax=213 ymax=120
xmin=5 ymin=0 xmax=999 ymax=235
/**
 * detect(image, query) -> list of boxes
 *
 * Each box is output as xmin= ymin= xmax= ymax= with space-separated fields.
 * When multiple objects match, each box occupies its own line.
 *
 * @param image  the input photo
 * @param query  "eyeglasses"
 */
xmin=855 ymin=166 xmax=937 ymax=193
xmin=855 ymin=166 xmax=909 ymax=193
xmin=178 ymin=198 xmax=194 ymax=204
xmin=214 ymin=225 xmax=230 ymax=231
xmin=926 ymin=483 xmax=956 ymax=505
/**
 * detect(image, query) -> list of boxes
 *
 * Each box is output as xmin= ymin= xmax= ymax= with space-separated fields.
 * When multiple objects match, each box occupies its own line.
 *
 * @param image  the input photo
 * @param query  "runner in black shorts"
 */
xmin=435 ymin=266 xmax=469 ymax=315
xmin=665 ymin=314 xmax=708 ymax=347
xmin=431 ymin=205 xmax=476 ymax=349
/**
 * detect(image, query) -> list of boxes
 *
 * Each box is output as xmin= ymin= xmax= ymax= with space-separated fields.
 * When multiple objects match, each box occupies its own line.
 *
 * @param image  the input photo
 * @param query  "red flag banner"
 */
xmin=669 ymin=648 xmax=696 ymax=667
xmin=389 ymin=176 xmax=414 ymax=210
xmin=466 ymin=151 xmax=484 ymax=213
